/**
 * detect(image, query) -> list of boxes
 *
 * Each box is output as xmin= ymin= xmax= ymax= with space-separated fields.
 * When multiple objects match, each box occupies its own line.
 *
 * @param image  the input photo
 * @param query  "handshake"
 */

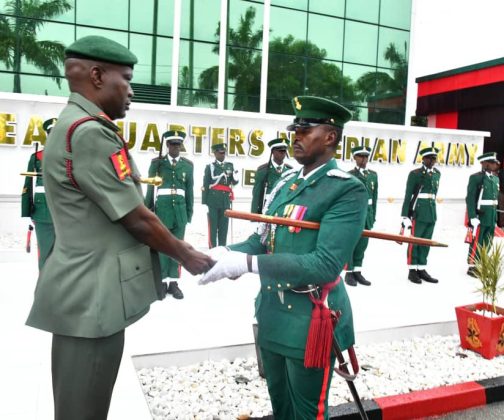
xmin=199 ymin=247 xmax=256 ymax=285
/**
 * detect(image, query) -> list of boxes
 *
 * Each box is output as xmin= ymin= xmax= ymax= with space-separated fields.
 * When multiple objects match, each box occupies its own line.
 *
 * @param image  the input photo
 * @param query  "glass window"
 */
xmin=269 ymin=6 xmax=306 ymax=51
xmin=345 ymin=0 xmax=379 ymax=24
xmin=228 ymin=1 xmax=263 ymax=49
xmin=154 ymin=36 xmax=172 ymax=87
xmin=18 ymin=73 xmax=69 ymax=96
xmin=130 ymin=0 xmax=174 ymax=36
xmin=343 ymin=62 xmax=375 ymax=105
xmin=307 ymin=13 xmax=343 ymax=61
xmin=378 ymin=27 xmax=409 ymax=68
xmin=180 ymin=0 xmax=220 ymax=42
xmin=306 ymin=58 xmax=355 ymax=104
xmin=309 ymin=0 xmax=344 ymax=18
xmin=129 ymin=34 xmax=153 ymax=84
xmin=343 ymin=20 xmax=378 ymax=66
xmin=271 ymin=0 xmax=307 ymax=11
xmin=11 ymin=0 xmax=75 ymax=23
xmin=76 ymin=0 xmax=127 ymax=30
xmin=75 ymin=26 xmax=128 ymax=45
xmin=178 ymin=39 xmax=219 ymax=108
xmin=0 ymin=71 xmax=13 ymax=92
xmin=380 ymin=0 xmax=412 ymax=30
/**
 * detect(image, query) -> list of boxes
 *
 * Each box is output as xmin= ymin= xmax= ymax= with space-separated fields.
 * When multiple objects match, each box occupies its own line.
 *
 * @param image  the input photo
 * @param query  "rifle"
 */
xmin=225 ymin=210 xmax=448 ymax=247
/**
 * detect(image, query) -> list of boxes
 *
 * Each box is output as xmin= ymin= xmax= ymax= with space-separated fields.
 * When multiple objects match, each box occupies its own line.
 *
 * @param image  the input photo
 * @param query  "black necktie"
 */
xmin=172 ymin=158 xmax=177 ymax=167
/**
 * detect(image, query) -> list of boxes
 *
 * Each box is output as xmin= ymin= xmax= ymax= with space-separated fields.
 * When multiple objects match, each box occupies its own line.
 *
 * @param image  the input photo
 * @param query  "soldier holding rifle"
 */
xmin=25 ymin=36 xmax=213 ymax=420
xmin=21 ymin=118 xmax=57 ymax=269
xmin=400 ymin=147 xmax=441 ymax=285
xmin=200 ymin=96 xmax=368 ymax=420
xmin=466 ymin=152 xmax=500 ymax=277
xmin=251 ymin=137 xmax=292 ymax=214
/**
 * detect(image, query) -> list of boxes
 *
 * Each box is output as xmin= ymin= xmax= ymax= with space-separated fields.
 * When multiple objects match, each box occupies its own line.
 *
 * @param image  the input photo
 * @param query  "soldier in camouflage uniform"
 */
xmin=145 ymin=130 xmax=194 ymax=299
xmin=251 ymin=138 xmax=292 ymax=214
xmin=21 ymin=118 xmax=57 ymax=269
xmin=202 ymin=143 xmax=238 ymax=248
xmin=345 ymin=145 xmax=378 ymax=286
xmin=466 ymin=152 xmax=500 ymax=277
xmin=400 ymin=147 xmax=441 ymax=284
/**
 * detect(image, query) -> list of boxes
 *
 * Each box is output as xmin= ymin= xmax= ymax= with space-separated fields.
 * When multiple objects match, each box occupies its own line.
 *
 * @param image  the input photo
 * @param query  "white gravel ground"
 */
xmin=137 ymin=334 xmax=504 ymax=420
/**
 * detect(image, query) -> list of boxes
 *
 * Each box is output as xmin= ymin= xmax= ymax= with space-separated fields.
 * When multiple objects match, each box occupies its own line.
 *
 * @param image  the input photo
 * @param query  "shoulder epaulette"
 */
xmin=412 ymin=167 xmax=424 ymax=174
xmin=281 ymin=168 xmax=297 ymax=179
xmin=327 ymin=169 xmax=351 ymax=179
xmin=257 ymin=163 xmax=269 ymax=171
xmin=348 ymin=168 xmax=358 ymax=175
xmin=180 ymin=156 xmax=194 ymax=165
xmin=433 ymin=168 xmax=441 ymax=174
xmin=285 ymin=163 xmax=293 ymax=169
xmin=94 ymin=114 xmax=119 ymax=132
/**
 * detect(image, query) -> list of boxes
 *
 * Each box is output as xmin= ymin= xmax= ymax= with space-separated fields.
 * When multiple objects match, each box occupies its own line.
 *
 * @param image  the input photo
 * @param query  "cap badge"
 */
xmin=294 ymin=97 xmax=302 ymax=110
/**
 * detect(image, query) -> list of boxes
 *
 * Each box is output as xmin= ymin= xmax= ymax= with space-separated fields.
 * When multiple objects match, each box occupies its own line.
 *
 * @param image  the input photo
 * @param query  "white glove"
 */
xmin=199 ymin=251 xmax=248 ymax=285
xmin=401 ymin=217 xmax=412 ymax=229
xmin=205 ymin=246 xmax=229 ymax=262
xmin=470 ymin=218 xmax=480 ymax=230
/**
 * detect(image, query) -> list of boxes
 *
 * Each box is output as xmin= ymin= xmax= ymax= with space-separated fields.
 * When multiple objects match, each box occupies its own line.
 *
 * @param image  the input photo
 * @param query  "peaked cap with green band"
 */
xmin=65 ymin=36 xmax=138 ymax=67
xmin=287 ymin=96 xmax=352 ymax=130
xmin=419 ymin=146 xmax=440 ymax=158
xmin=43 ymin=118 xmax=57 ymax=134
xmin=162 ymin=130 xmax=186 ymax=144
xmin=478 ymin=151 xmax=500 ymax=163
xmin=211 ymin=143 xmax=227 ymax=152
xmin=351 ymin=145 xmax=371 ymax=156
xmin=268 ymin=138 xmax=290 ymax=150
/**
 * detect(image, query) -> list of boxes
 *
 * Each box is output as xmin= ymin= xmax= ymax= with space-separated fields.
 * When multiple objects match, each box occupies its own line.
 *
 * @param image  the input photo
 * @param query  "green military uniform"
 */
xmin=230 ymin=97 xmax=367 ymax=420
xmin=401 ymin=147 xmax=441 ymax=283
xmin=251 ymin=138 xmax=292 ymax=214
xmin=145 ymin=130 xmax=193 ymax=299
xmin=466 ymin=152 xmax=500 ymax=269
xmin=21 ymin=118 xmax=57 ymax=269
xmin=345 ymin=145 xmax=378 ymax=286
xmin=202 ymin=143 xmax=238 ymax=248
xmin=26 ymin=37 xmax=163 ymax=420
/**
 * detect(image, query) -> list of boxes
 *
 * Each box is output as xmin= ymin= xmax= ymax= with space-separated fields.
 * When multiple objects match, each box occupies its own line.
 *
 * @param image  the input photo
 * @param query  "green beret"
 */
xmin=419 ymin=147 xmax=440 ymax=158
xmin=162 ymin=130 xmax=186 ymax=144
xmin=65 ymin=36 xmax=138 ymax=67
xmin=287 ymin=96 xmax=352 ymax=130
xmin=268 ymin=138 xmax=290 ymax=150
xmin=43 ymin=118 xmax=57 ymax=134
xmin=478 ymin=152 xmax=499 ymax=163
xmin=211 ymin=143 xmax=227 ymax=152
xmin=351 ymin=146 xmax=371 ymax=157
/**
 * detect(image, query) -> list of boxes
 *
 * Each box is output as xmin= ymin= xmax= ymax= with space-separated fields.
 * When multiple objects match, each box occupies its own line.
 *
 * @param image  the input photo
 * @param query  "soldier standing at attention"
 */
xmin=251 ymin=138 xmax=292 ymax=214
xmin=200 ymin=96 xmax=367 ymax=420
xmin=21 ymin=118 xmax=57 ymax=269
xmin=466 ymin=152 xmax=500 ymax=277
xmin=25 ymin=36 xmax=213 ymax=420
xmin=202 ymin=143 xmax=238 ymax=248
xmin=345 ymin=146 xmax=377 ymax=287
xmin=400 ymin=146 xmax=441 ymax=284
xmin=145 ymin=130 xmax=194 ymax=299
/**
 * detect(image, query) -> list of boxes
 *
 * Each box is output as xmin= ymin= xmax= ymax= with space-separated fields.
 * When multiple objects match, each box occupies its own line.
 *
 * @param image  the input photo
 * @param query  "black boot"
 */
xmin=467 ymin=267 xmax=478 ymax=278
xmin=418 ymin=269 xmax=438 ymax=283
xmin=408 ymin=269 xmax=422 ymax=284
xmin=344 ymin=272 xmax=357 ymax=287
xmin=167 ymin=281 xmax=184 ymax=299
xmin=354 ymin=272 xmax=371 ymax=286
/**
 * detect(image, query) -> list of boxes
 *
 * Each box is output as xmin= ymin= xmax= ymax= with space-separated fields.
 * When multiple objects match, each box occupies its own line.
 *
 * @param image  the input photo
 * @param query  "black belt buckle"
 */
xmin=291 ymin=284 xmax=320 ymax=294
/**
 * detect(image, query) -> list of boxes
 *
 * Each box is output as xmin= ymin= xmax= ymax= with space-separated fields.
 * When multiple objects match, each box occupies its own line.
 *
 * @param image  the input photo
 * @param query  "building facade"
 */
xmin=0 ymin=0 xmax=411 ymax=123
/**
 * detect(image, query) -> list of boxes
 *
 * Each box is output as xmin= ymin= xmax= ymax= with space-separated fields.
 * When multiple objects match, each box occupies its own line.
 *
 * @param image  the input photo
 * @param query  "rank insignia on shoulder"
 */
xmin=22 ymin=187 xmax=27 ymax=194
xmin=110 ymin=147 xmax=132 ymax=181
xmin=327 ymin=169 xmax=351 ymax=179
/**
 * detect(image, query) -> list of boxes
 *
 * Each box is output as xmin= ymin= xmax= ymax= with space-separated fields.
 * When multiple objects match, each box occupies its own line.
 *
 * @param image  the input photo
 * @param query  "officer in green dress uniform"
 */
xmin=466 ymin=152 xmax=500 ymax=277
xmin=202 ymin=143 xmax=238 ymax=248
xmin=251 ymin=138 xmax=293 ymax=214
xmin=145 ymin=130 xmax=194 ymax=299
xmin=200 ymin=96 xmax=367 ymax=420
xmin=21 ymin=118 xmax=57 ymax=269
xmin=345 ymin=145 xmax=378 ymax=287
xmin=400 ymin=146 xmax=441 ymax=284
xmin=25 ymin=36 xmax=212 ymax=420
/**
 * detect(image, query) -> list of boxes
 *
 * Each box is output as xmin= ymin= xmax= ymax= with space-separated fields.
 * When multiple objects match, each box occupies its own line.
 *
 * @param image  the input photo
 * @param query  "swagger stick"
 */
xmin=225 ymin=210 xmax=448 ymax=247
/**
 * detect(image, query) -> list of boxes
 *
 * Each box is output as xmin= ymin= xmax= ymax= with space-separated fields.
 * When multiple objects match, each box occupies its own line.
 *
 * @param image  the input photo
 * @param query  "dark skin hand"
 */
xmin=120 ymin=205 xmax=214 ymax=275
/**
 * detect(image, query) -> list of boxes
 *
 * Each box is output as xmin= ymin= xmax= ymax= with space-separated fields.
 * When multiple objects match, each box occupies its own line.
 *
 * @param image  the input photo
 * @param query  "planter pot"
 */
xmin=455 ymin=302 xmax=504 ymax=359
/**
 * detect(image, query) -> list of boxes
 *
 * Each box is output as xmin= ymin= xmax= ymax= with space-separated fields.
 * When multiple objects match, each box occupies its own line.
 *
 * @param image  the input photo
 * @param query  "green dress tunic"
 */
xmin=251 ymin=161 xmax=292 ymax=214
xmin=145 ymin=155 xmax=194 ymax=279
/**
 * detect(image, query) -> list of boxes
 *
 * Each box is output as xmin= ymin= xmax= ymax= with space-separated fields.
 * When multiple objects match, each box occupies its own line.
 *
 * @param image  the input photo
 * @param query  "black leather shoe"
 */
xmin=408 ymin=269 xmax=422 ymax=284
xmin=354 ymin=272 xmax=371 ymax=286
xmin=167 ymin=281 xmax=184 ymax=299
xmin=418 ymin=269 xmax=438 ymax=283
xmin=467 ymin=267 xmax=478 ymax=278
xmin=344 ymin=272 xmax=357 ymax=287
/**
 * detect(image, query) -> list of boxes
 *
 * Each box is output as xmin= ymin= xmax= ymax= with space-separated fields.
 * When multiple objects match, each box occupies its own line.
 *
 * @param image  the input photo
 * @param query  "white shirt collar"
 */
xmin=299 ymin=161 xmax=329 ymax=181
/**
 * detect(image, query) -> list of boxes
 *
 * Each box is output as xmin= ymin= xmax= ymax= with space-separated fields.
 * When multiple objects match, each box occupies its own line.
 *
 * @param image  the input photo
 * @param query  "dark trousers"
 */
xmin=52 ymin=330 xmax=125 ymax=420
xmin=407 ymin=220 xmax=435 ymax=266
xmin=468 ymin=224 xmax=495 ymax=265
xmin=207 ymin=207 xmax=229 ymax=248
xmin=348 ymin=236 xmax=369 ymax=270
xmin=34 ymin=221 xmax=55 ymax=270
xmin=260 ymin=347 xmax=336 ymax=420
xmin=159 ymin=223 xmax=186 ymax=279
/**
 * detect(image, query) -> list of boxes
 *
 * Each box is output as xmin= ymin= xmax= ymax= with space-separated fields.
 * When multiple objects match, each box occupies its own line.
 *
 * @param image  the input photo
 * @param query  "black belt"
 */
xmin=291 ymin=284 xmax=321 ymax=294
